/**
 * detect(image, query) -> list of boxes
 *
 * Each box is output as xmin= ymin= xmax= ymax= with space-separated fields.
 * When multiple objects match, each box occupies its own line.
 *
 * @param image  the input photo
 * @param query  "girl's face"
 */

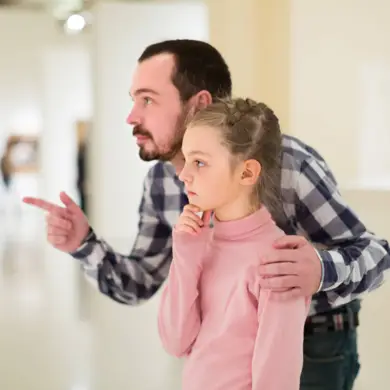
xmin=179 ymin=125 xmax=256 ymax=220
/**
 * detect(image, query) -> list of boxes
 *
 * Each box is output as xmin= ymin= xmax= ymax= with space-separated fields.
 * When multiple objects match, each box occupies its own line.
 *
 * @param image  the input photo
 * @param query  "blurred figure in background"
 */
xmin=1 ymin=138 xmax=13 ymax=190
xmin=76 ymin=121 xmax=88 ymax=215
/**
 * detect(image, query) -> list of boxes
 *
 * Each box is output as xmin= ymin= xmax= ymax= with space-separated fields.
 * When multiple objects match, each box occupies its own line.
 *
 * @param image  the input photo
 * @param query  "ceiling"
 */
xmin=0 ymin=0 xmax=92 ymax=17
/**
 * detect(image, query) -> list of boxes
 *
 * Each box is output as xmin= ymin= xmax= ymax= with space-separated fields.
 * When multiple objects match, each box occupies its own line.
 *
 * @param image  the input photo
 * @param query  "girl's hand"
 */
xmin=175 ymin=204 xmax=212 ymax=236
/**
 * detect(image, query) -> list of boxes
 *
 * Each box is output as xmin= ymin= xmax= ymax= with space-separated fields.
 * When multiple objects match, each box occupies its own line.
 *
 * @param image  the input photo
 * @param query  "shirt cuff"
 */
xmin=313 ymin=248 xmax=324 ymax=293
xmin=315 ymin=249 xmax=342 ymax=292
xmin=69 ymin=226 xmax=96 ymax=257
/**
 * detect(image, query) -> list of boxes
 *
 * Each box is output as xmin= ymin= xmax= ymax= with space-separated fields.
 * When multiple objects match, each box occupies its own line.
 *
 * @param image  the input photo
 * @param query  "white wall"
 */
xmin=41 ymin=42 xmax=92 ymax=204
xmin=0 ymin=10 xmax=51 ymax=139
xmin=0 ymin=9 xmax=92 ymax=209
xmin=0 ymin=10 xmax=51 ymax=209
xmin=0 ymin=11 xmax=93 ymax=359
xmin=289 ymin=3 xmax=390 ymax=389
xmin=289 ymin=0 xmax=390 ymax=189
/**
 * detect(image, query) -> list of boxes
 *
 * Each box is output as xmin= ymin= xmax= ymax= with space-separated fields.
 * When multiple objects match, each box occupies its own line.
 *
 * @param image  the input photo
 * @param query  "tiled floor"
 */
xmin=0 ymin=211 xmax=388 ymax=390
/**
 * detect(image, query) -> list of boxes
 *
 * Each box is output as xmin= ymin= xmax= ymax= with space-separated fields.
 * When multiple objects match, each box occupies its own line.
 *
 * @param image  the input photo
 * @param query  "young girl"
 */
xmin=158 ymin=98 xmax=310 ymax=390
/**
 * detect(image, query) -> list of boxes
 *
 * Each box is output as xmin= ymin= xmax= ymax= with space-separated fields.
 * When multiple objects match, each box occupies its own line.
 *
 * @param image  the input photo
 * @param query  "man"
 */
xmin=24 ymin=39 xmax=390 ymax=390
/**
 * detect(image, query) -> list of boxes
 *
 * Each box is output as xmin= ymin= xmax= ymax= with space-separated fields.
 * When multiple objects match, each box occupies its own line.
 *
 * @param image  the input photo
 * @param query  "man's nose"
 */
xmin=126 ymin=107 xmax=140 ymax=125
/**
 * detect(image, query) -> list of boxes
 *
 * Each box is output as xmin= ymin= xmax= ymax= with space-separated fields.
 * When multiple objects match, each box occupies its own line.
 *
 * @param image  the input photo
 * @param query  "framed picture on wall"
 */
xmin=5 ymin=135 xmax=40 ymax=174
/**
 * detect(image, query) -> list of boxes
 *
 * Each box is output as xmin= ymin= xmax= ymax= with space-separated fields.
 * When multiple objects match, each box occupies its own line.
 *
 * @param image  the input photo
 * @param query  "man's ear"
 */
xmin=191 ymin=90 xmax=212 ymax=110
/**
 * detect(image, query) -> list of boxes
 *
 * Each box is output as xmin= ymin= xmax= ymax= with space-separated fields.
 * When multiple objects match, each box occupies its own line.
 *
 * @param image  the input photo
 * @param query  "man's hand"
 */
xmin=259 ymin=235 xmax=323 ymax=300
xmin=23 ymin=191 xmax=90 ymax=253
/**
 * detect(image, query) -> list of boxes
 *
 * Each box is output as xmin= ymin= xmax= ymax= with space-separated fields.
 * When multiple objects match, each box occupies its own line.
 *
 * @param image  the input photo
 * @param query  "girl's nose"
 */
xmin=178 ymin=165 xmax=192 ymax=183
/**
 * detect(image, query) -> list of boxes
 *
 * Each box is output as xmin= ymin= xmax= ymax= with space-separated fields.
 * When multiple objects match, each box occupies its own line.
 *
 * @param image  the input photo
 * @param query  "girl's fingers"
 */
xmin=176 ymin=204 xmax=210 ymax=234
xmin=178 ymin=217 xmax=202 ymax=233
xmin=183 ymin=204 xmax=201 ymax=213
xmin=175 ymin=225 xmax=198 ymax=236
xmin=202 ymin=210 xmax=213 ymax=225
xmin=182 ymin=210 xmax=203 ymax=226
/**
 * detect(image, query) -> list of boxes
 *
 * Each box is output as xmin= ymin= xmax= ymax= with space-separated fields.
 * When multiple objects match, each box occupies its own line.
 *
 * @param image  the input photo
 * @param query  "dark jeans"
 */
xmin=300 ymin=301 xmax=361 ymax=390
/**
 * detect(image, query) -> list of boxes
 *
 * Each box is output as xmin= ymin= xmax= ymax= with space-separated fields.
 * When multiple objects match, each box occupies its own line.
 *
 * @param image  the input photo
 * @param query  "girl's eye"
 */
xmin=195 ymin=160 xmax=205 ymax=168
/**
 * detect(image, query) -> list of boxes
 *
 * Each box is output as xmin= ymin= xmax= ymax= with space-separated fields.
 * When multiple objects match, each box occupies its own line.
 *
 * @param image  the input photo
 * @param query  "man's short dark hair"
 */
xmin=138 ymin=39 xmax=232 ymax=102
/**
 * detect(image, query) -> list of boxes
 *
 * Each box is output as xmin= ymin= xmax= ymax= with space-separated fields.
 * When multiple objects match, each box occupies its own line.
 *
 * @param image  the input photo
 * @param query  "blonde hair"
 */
xmin=187 ymin=97 xmax=282 ymax=218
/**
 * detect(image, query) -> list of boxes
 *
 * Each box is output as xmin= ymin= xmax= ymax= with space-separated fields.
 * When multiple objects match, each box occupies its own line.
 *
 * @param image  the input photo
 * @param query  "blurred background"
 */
xmin=0 ymin=0 xmax=389 ymax=389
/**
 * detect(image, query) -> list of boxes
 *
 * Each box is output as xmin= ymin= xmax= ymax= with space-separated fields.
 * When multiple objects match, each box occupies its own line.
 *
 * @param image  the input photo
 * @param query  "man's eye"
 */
xmin=144 ymin=97 xmax=152 ymax=105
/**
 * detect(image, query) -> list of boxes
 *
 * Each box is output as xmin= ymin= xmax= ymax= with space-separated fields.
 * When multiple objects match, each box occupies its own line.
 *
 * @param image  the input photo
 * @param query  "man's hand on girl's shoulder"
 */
xmin=258 ymin=235 xmax=323 ymax=300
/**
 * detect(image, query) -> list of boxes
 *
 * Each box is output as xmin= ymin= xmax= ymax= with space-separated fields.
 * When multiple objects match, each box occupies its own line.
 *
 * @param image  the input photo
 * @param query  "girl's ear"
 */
xmin=240 ymin=159 xmax=261 ymax=186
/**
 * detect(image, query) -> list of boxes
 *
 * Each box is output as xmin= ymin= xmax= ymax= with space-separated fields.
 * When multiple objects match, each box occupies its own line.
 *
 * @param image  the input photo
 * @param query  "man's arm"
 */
xmin=70 ymin=169 xmax=173 ymax=305
xmin=295 ymin=156 xmax=390 ymax=300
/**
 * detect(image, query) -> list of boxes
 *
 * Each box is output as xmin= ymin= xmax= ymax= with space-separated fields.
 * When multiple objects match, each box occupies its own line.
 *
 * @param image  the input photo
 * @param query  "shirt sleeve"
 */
xmin=295 ymin=157 xmax=390 ymax=302
xmin=252 ymin=290 xmax=309 ymax=390
xmin=157 ymin=228 xmax=211 ymax=358
xmin=69 ymin=167 xmax=173 ymax=305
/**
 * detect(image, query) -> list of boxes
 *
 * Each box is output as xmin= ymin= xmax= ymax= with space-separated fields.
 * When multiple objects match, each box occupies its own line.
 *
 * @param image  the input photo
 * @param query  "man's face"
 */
xmin=127 ymin=53 xmax=187 ymax=161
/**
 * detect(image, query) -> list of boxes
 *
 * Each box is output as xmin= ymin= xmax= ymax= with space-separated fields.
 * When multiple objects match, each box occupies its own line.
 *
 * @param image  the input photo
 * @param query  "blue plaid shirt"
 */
xmin=72 ymin=135 xmax=390 ymax=316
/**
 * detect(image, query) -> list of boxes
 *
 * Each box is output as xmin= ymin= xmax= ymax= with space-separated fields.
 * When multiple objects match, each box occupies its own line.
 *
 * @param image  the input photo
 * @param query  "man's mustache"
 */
xmin=133 ymin=126 xmax=152 ymax=139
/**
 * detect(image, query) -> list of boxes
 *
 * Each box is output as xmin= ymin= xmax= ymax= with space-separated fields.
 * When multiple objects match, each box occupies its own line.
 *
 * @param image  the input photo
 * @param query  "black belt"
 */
xmin=305 ymin=306 xmax=359 ymax=335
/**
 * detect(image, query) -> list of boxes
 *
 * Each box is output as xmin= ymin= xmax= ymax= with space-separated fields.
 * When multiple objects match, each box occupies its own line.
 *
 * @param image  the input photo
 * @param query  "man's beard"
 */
xmin=133 ymin=108 xmax=190 ymax=162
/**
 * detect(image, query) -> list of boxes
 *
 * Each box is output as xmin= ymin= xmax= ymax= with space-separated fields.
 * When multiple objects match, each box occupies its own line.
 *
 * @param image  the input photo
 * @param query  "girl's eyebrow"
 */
xmin=187 ymin=150 xmax=211 ymax=157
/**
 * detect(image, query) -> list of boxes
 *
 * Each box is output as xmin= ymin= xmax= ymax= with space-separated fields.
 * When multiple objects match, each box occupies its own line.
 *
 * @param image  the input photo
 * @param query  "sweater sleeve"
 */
xmin=158 ymin=227 xmax=211 ymax=358
xmin=252 ymin=290 xmax=309 ymax=390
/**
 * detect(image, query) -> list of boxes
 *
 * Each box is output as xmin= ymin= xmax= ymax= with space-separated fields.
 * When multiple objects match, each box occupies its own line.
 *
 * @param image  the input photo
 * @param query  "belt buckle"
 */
xmin=333 ymin=313 xmax=344 ymax=331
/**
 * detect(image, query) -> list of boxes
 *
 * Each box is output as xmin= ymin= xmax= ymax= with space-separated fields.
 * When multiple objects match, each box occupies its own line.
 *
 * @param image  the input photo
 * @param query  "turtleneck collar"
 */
xmin=213 ymin=206 xmax=274 ymax=241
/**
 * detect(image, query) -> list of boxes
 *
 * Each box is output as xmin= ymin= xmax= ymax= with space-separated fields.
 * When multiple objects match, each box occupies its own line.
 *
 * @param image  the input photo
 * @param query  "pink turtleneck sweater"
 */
xmin=158 ymin=207 xmax=310 ymax=390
